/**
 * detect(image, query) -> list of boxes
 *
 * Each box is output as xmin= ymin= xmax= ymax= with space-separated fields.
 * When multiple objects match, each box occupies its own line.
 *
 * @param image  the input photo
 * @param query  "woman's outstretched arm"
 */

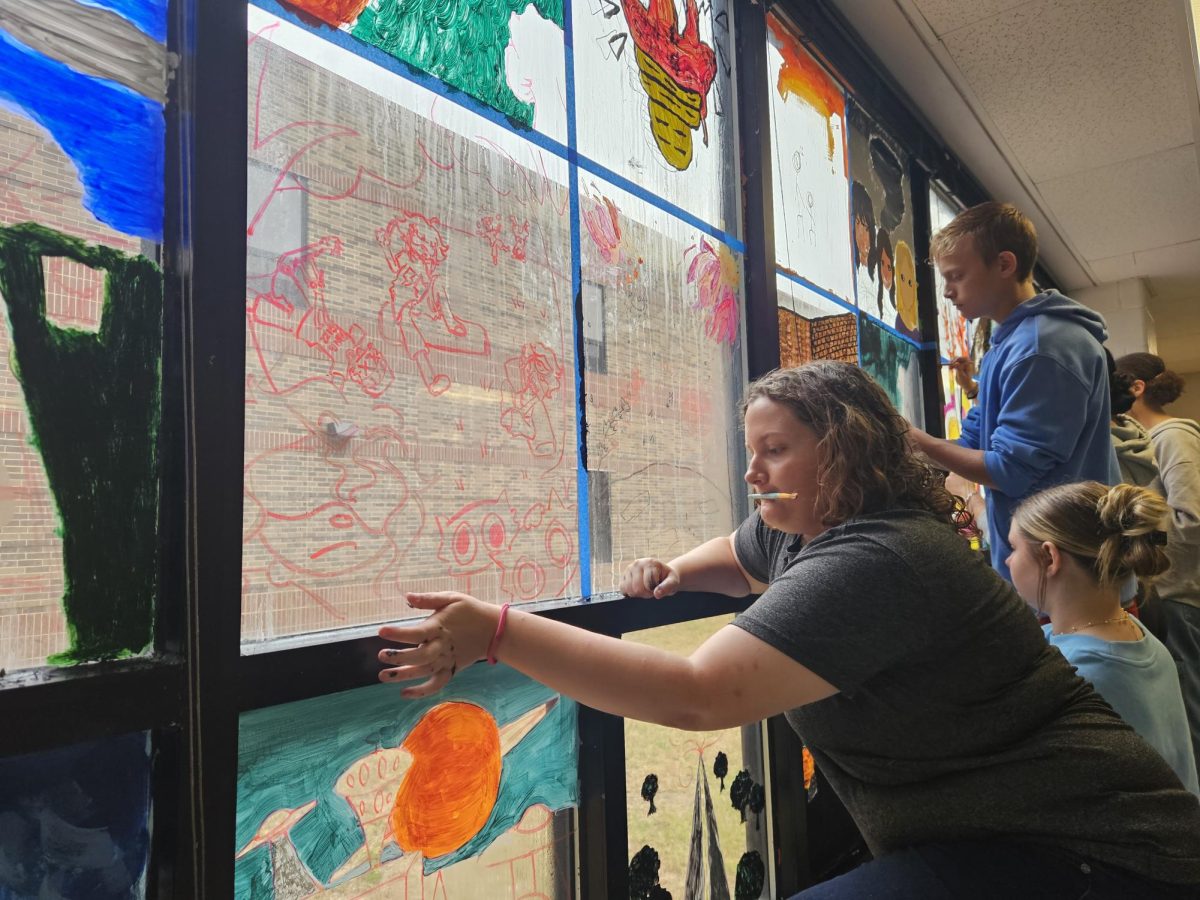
xmin=377 ymin=591 xmax=836 ymax=731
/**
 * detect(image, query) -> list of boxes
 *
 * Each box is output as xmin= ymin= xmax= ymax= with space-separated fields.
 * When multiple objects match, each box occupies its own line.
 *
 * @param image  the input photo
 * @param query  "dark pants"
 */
xmin=1160 ymin=599 xmax=1200 ymax=782
xmin=790 ymin=841 xmax=1198 ymax=899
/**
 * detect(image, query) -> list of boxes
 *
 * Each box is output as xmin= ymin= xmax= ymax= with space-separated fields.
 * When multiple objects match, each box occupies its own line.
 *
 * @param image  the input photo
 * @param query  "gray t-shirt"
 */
xmin=733 ymin=507 xmax=1200 ymax=884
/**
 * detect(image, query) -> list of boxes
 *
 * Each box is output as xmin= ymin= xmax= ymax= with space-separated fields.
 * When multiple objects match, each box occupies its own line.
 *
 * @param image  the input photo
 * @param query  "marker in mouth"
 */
xmin=749 ymin=492 xmax=798 ymax=501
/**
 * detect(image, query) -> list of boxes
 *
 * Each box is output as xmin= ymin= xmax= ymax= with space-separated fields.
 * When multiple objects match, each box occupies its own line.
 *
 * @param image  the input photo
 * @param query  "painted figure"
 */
xmin=0 ymin=223 xmax=161 ymax=663
xmin=376 ymin=212 xmax=490 ymax=397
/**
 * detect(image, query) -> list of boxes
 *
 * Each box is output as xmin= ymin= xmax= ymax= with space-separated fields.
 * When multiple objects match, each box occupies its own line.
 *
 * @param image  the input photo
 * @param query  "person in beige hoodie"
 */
xmin=1117 ymin=352 xmax=1200 ymax=778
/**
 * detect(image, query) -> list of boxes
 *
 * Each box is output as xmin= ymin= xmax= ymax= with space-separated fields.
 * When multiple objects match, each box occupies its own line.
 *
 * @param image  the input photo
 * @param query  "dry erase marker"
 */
xmin=749 ymin=492 xmax=798 ymax=501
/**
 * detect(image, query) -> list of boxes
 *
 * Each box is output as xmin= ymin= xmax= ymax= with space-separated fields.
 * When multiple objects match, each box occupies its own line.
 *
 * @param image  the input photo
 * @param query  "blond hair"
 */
xmin=929 ymin=201 xmax=1038 ymax=282
xmin=744 ymin=362 xmax=963 ymax=527
xmin=1012 ymin=482 xmax=1170 ymax=587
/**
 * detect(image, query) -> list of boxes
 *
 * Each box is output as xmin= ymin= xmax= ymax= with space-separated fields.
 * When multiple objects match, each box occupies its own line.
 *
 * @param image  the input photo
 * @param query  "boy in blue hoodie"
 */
xmin=908 ymin=202 xmax=1119 ymax=581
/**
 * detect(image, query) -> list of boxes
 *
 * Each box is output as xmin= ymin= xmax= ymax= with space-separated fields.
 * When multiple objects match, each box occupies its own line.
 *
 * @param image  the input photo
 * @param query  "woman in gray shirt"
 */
xmin=378 ymin=362 xmax=1200 ymax=898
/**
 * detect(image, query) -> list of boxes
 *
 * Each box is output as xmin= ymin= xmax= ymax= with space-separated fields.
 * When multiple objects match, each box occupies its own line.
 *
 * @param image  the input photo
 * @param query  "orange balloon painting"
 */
xmin=391 ymin=701 xmax=503 ymax=858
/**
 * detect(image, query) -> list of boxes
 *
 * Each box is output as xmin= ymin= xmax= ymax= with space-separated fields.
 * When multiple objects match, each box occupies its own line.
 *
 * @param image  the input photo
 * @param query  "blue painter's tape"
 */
xmin=0 ymin=29 xmax=163 ymax=240
xmin=575 ymin=155 xmax=745 ymax=254
xmin=775 ymin=267 xmax=857 ymax=315
xmin=776 ymin=268 xmax=935 ymax=352
xmin=77 ymin=0 xmax=167 ymax=42
xmin=857 ymin=308 xmax=937 ymax=352
xmin=251 ymin=0 xmax=743 ymax=256
xmin=564 ymin=0 xmax=591 ymax=599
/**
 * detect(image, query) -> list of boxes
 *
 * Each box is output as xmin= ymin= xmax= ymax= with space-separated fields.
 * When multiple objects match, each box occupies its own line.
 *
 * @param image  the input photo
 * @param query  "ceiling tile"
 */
xmin=942 ymin=0 xmax=1197 ymax=181
xmin=1088 ymin=253 xmax=1137 ymax=284
xmin=1038 ymin=144 xmax=1200 ymax=260
xmin=908 ymin=0 xmax=1034 ymax=37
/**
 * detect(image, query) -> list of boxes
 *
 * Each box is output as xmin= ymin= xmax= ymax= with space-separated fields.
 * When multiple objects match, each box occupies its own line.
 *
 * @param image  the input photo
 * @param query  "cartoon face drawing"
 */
xmin=894 ymin=239 xmax=918 ymax=333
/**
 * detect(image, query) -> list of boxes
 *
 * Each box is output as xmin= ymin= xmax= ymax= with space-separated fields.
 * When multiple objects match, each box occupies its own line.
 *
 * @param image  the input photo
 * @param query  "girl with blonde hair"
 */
xmin=1009 ymin=481 xmax=1197 ymax=793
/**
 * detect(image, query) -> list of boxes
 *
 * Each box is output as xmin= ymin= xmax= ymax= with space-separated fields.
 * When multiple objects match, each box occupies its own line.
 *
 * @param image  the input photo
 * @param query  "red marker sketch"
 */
xmin=500 ymin=342 xmax=564 ymax=461
xmin=377 ymin=211 xmax=491 ymax=397
xmin=243 ymin=421 xmax=425 ymax=621
xmin=435 ymin=487 xmax=576 ymax=600
xmin=248 ymin=236 xmax=393 ymax=398
xmin=247 ymin=24 xmax=428 ymax=236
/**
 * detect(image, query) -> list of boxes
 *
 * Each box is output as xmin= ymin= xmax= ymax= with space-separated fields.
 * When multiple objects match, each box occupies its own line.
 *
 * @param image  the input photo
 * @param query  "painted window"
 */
xmin=0 ymin=732 xmax=152 ymax=896
xmin=237 ymin=668 xmax=577 ymax=895
xmin=624 ymin=616 xmax=769 ymax=900
xmin=0 ymin=0 xmax=169 ymax=669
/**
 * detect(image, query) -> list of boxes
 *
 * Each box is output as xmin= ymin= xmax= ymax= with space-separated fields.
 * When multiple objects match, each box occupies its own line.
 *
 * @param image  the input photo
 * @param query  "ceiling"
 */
xmin=829 ymin=0 xmax=1200 ymax=372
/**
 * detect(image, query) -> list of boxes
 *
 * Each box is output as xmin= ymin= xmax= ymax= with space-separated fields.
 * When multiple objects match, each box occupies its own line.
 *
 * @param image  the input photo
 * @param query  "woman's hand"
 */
xmin=620 ymin=559 xmax=680 ymax=599
xmin=377 ymin=592 xmax=500 ymax=698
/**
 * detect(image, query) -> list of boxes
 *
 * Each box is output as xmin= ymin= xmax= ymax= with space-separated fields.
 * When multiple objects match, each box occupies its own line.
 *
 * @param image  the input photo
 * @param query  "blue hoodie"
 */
xmin=958 ymin=290 xmax=1120 ymax=579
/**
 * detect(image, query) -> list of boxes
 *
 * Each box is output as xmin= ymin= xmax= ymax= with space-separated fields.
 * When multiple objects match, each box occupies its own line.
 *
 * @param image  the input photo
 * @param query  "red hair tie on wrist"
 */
xmin=487 ymin=603 xmax=512 ymax=665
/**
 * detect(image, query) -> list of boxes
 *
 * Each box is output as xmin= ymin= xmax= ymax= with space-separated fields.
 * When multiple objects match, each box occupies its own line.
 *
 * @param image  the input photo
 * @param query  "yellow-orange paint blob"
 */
xmin=391 ymin=702 xmax=502 ymax=858
xmin=767 ymin=17 xmax=845 ymax=166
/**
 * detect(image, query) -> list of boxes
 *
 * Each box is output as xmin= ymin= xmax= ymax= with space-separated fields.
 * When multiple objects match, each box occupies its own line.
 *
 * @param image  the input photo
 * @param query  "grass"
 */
xmin=622 ymin=614 xmax=768 ymax=898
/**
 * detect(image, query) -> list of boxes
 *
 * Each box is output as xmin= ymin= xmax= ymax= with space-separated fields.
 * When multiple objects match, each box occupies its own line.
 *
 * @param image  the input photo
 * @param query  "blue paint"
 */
xmin=250 ymin=0 xmax=744 ymax=254
xmin=0 ymin=29 xmax=163 ymax=240
xmin=0 ymin=732 xmax=151 ymax=898
xmin=77 ymin=0 xmax=168 ymax=42
xmin=235 ymin=665 xmax=578 ymax=894
xmin=564 ymin=0 xmax=591 ymax=599
xmin=779 ymin=267 xmax=933 ymax=352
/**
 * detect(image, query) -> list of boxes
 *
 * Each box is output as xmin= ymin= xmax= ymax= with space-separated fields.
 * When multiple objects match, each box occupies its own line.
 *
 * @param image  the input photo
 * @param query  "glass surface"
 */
xmin=858 ymin=313 xmax=925 ymax=429
xmin=0 ymin=3 xmax=168 ymax=668
xmin=0 ymin=731 xmax=152 ymax=897
xmin=929 ymin=185 xmax=969 ymax=361
xmin=243 ymin=8 xmax=577 ymax=642
xmin=579 ymin=180 xmax=744 ymax=592
xmin=624 ymin=615 xmax=770 ymax=900
xmin=847 ymin=100 xmax=919 ymax=339
xmin=776 ymin=275 xmax=858 ymax=368
xmin=266 ymin=0 xmax=567 ymax=141
xmin=237 ymin=666 xmax=577 ymax=897
xmin=766 ymin=14 xmax=853 ymax=304
xmin=571 ymin=0 xmax=739 ymax=233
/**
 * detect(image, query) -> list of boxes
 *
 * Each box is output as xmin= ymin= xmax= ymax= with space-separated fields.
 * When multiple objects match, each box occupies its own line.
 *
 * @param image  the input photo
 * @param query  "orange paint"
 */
xmin=767 ymin=17 xmax=844 ymax=163
xmin=280 ymin=0 xmax=369 ymax=27
xmin=391 ymin=702 xmax=502 ymax=858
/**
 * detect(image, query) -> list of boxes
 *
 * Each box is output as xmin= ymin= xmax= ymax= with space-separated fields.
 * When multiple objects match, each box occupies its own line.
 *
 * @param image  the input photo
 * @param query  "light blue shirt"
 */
xmin=1045 ymin=620 xmax=1199 ymax=794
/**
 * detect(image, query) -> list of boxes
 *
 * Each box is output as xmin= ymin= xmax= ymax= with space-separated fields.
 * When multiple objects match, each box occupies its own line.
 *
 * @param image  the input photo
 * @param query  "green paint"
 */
xmin=858 ymin=313 xmax=907 ymax=412
xmin=0 ymin=223 xmax=161 ymax=664
xmin=236 ymin=665 xmax=578 ymax=893
xmin=351 ymin=0 xmax=564 ymax=127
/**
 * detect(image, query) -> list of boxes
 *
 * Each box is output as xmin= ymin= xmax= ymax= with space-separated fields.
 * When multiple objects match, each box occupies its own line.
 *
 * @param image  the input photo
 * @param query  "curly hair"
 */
xmin=743 ymin=362 xmax=963 ymax=528
xmin=1115 ymin=352 xmax=1186 ymax=410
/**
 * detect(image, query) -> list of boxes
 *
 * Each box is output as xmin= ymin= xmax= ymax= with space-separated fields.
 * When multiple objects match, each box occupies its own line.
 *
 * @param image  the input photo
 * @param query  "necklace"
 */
xmin=1063 ymin=612 xmax=1133 ymax=635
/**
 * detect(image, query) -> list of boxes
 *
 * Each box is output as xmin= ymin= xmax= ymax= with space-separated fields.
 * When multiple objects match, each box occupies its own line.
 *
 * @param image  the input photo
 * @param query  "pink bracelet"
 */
xmin=487 ymin=603 xmax=512 ymax=665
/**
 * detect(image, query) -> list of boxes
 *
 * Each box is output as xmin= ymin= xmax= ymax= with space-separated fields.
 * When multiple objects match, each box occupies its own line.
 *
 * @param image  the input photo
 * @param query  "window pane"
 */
xmin=268 ymin=0 xmax=566 ymax=142
xmin=571 ymin=0 xmax=738 ymax=232
xmin=858 ymin=313 xmax=925 ymax=429
xmin=624 ymin=616 xmax=770 ymax=899
xmin=236 ymin=666 xmax=577 ymax=896
xmin=847 ymin=100 xmax=920 ymax=340
xmin=0 ymin=731 xmax=152 ymax=896
xmin=579 ymin=183 xmax=744 ymax=592
xmin=766 ymin=14 xmax=853 ymax=304
xmin=776 ymin=275 xmax=858 ymax=368
xmin=243 ymin=8 xmax=577 ymax=643
xmin=0 ymin=2 xmax=168 ymax=668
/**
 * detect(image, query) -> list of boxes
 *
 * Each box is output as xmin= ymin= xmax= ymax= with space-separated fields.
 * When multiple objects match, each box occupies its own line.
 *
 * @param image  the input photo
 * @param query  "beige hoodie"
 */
xmin=1150 ymin=418 xmax=1200 ymax=608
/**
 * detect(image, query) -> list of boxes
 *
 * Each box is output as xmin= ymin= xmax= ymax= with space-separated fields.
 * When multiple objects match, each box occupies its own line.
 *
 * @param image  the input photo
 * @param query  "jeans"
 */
xmin=1160 ymin=599 xmax=1200 ymax=782
xmin=790 ymin=840 xmax=1198 ymax=899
